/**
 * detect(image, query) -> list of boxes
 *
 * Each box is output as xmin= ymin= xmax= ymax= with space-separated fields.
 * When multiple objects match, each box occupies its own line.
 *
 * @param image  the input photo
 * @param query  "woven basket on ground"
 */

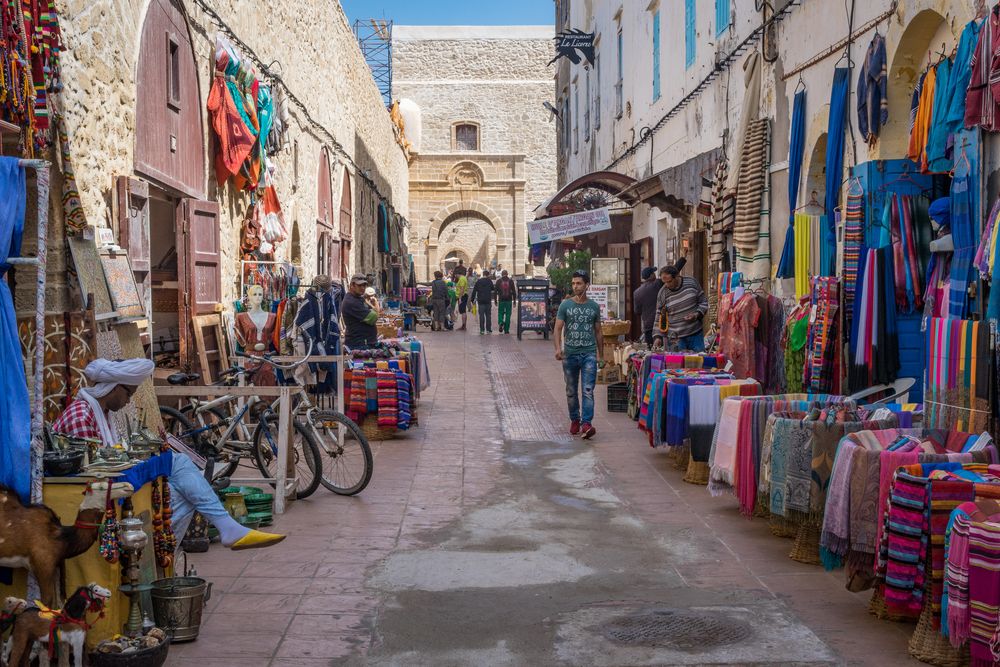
xmin=769 ymin=514 xmax=799 ymax=538
xmin=907 ymin=575 xmax=970 ymax=667
xmin=788 ymin=519 xmax=822 ymax=565
xmin=869 ymin=584 xmax=917 ymax=623
xmin=683 ymin=459 xmax=710 ymax=485
xmin=671 ymin=445 xmax=690 ymax=471
xmin=361 ymin=414 xmax=396 ymax=441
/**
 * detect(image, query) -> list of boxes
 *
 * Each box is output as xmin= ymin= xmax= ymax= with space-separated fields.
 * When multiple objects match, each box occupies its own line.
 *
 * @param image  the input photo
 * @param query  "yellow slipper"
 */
xmin=229 ymin=530 xmax=286 ymax=551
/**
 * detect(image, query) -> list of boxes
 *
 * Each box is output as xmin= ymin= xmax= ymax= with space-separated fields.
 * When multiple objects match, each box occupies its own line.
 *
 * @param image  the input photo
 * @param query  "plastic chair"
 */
xmin=847 ymin=377 xmax=916 ymax=406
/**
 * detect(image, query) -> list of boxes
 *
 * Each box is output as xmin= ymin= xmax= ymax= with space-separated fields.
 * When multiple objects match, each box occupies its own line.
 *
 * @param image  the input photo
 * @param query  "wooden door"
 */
xmin=116 ymin=176 xmax=151 ymax=338
xmin=177 ymin=199 xmax=221 ymax=369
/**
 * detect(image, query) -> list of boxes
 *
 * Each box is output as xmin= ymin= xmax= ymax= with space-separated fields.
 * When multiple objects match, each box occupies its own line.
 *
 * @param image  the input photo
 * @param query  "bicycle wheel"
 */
xmin=159 ymin=405 xmax=199 ymax=446
xmin=181 ymin=405 xmax=240 ymax=480
xmin=306 ymin=411 xmax=373 ymax=496
xmin=251 ymin=414 xmax=323 ymax=499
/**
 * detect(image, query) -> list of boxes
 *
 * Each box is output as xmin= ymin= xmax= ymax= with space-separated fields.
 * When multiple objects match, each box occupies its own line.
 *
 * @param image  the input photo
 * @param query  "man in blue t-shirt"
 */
xmin=554 ymin=270 xmax=603 ymax=440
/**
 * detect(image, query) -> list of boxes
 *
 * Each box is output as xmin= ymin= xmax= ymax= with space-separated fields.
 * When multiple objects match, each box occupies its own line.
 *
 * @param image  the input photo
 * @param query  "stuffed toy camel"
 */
xmin=0 ymin=482 xmax=133 ymax=606
xmin=4 ymin=583 xmax=111 ymax=667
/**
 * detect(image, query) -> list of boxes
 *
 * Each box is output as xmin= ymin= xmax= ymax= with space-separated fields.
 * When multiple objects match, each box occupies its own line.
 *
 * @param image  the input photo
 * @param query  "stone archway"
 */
xmin=425 ymin=201 xmax=507 ymax=277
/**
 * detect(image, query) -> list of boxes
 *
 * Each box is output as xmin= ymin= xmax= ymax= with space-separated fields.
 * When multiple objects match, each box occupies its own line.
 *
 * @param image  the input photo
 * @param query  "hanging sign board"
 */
xmin=549 ymin=30 xmax=596 ymax=66
xmin=528 ymin=207 xmax=611 ymax=244
xmin=586 ymin=285 xmax=610 ymax=319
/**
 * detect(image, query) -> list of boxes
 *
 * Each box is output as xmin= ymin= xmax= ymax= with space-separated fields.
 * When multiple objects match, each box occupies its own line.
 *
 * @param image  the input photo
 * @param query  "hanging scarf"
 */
xmin=823 ymin=68 xmax=850 ymax=275
xmin=777 ymin=90 xmax=806 ymax=279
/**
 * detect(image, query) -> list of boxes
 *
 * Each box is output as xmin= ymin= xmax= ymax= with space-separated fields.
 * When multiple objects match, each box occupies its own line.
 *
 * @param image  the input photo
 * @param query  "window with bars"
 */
xmin=685 ymin=0 xmax=696 ymax=68
xmin=615 ymin=28 xmax=623 ymax=118
xmin=454 ymin=123 xmax=479 ymax=151
xmin=652 ymin=11 xmax=661 ymax=101
xmin=716 ymin=0 xmax=731 ymax=35
xmin=594 ymin=53 xmax=601 ymax=130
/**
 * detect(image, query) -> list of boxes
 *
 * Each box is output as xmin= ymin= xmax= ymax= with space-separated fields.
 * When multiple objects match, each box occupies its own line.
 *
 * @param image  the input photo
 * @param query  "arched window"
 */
xmin=453 ymin=122 xmax=480 ymax=151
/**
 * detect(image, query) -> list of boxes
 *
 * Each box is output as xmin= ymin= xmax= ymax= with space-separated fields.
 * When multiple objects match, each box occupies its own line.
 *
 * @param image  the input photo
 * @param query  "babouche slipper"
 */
xmin=230 ymin=530 xmax=287 ymax=550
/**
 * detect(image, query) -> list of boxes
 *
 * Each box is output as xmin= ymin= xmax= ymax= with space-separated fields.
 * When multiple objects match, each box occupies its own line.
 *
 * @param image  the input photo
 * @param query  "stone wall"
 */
xmin=392 ymin=26 xmax=557 ymax=280
xmin=19 ymin=0 xmax=408 ymax=313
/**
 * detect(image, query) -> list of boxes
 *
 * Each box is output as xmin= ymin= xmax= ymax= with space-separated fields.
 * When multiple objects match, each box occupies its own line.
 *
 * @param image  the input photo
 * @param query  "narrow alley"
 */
xmin=169 ymin=333 xmax=918 ymax=667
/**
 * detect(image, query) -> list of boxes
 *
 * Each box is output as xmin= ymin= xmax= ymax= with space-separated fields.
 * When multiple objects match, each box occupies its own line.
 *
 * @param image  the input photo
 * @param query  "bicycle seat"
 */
xmin=167 ymin=372 xmax=201 ymax=385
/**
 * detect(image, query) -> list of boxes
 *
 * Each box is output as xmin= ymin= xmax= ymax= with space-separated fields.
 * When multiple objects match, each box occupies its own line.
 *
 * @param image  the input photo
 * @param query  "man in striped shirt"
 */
xmin=654 ymin=265 xmax=709 ymax=352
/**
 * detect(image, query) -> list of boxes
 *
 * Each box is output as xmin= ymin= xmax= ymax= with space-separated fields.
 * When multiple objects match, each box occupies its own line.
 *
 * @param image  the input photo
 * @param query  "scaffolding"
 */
xmin=353 ymin=18 xmax=393 ymax=106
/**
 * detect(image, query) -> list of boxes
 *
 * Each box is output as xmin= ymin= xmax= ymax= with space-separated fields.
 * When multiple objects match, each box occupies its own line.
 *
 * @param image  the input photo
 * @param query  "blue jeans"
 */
xmin=678 ymin=333 xmax=705 ymax=352
xmin=562 ymin=352 xmax=597 ymax=424
xmin=168 ymin=454 xmax=236 ymax=543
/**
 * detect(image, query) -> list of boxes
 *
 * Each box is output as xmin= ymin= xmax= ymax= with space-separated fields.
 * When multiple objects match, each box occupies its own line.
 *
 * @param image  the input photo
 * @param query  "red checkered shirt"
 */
xmin=51 ymin=399 xmax=101 ymax=440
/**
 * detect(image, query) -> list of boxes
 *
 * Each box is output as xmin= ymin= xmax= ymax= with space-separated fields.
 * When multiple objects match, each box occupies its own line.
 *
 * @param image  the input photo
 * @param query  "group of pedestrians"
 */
xmin=428 ymin=260 xmax=518 ymax=335
xmin=555 ymin=253 xmax=707 ymax=443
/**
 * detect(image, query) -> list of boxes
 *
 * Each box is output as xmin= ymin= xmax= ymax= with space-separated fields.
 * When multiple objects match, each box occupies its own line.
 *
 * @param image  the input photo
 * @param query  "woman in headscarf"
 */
xmin=52 ymin=358 xmax=285 ymax=551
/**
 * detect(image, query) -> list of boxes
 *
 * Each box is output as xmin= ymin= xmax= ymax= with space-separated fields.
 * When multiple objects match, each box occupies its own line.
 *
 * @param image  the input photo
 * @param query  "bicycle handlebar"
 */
xmin=234 ymin=339 xmax=315 ymax=370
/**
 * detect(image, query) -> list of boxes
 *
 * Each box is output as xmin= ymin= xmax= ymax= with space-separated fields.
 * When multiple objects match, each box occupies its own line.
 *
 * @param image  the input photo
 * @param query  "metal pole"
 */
xmin=274 ymin=385 xmax=292 ymax=514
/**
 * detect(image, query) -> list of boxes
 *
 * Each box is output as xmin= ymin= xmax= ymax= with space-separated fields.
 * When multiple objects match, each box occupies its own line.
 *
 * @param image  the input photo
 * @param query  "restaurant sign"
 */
xmin=527 ymin=207 xmax=611 ymax=244
xmin=549 ymin=30 xmax=596 ymax=67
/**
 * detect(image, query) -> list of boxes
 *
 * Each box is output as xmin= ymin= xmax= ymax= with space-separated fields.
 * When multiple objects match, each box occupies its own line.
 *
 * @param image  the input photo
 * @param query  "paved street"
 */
xmin=168 ymin=332 xmax=920 ymax=667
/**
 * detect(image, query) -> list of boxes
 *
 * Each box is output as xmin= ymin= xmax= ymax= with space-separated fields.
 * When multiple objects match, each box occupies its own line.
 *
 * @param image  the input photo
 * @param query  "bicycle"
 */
xmin=161 ymin=343 xmax=374 ymax=497
xmin=159 ymin=348 xmax=323 ymax=499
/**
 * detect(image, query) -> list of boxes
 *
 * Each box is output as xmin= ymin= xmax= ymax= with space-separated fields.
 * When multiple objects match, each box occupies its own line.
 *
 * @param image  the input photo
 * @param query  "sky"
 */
xmin=339 ymin=0 xmax=554 ymax=26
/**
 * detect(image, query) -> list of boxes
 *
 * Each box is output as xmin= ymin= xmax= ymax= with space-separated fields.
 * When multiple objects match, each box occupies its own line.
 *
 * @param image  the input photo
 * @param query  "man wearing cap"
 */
xmin=52 ymin=358 xmax=285 ymax=551
xmin=342 ymin=273 xmax=380 ymax=349
xmin=633 ymin=266 xmax=661 ymax=346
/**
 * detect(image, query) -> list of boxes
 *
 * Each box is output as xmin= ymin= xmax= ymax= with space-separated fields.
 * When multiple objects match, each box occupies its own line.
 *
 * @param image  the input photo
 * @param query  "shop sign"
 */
xmin=518 ymin=290 xmax=548 ymax=329
xmin=528 ymin=207 xmax=611 ymax=244
xmin=587 ymin=285 xmax=610 ymax=319
xmin=549 ymin=29 xmax=596 ymax=67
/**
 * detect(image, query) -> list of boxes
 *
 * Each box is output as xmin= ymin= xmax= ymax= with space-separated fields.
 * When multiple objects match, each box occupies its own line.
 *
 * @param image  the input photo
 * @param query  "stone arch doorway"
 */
xmin=804 ymin=132 xmax=828 ymax=204
xmin=425 ymin=202 xmax=506 ymax=279
xmin=882 ymin=9 xmax=952 ymax=157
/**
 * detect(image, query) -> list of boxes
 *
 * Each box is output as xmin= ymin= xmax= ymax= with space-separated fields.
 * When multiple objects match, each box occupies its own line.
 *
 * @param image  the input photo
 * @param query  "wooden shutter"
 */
xmin=178 ymin=199 xmax=221 ymax=315
xmin=685 ymin=0 xmax=696 ymax=67
xmin=116 ymin=176 xmax=150 ymax=271
xmin=715 ymin=0 xmax=730 ymax=35
xmin=652 ymin=11 xmax=661 ymax=100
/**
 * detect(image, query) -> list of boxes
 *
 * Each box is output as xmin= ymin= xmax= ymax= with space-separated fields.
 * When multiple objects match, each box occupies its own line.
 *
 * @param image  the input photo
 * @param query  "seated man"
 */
xmin=342 ymin=274 xmax=380 ymax=349
xmin=52 ymin=358 xmax=285 ymax=551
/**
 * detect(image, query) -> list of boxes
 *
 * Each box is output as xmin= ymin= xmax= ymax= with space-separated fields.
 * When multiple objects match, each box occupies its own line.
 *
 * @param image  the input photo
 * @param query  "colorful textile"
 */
xmin=964 ymin=5 xmax=1000 ymax=132
xmin=805 ymin=277 xmax=839 ymax=393
xmin=908 ymin=64 xmax=936 ymax=169
xmin=925 ymin=318 xmax=991 ymax=432
xmin=733 ymin=118 xmax=769 ymax=250
xmin=881 ymin=471 xmax=929 ymax=618
xmin=776 ymin=90 xmax=807 ymax=279
xmin=207 ymin=42 xmax=256 ymax=184
xmin=925 ymin=57 xmax=953 ymax=173
xmin=717 ymin=292 xmax=760 ymax=381
xmin=843 ymin=189 xmax=865 ymax=330
xmin=823 ymin=68 xmax=850 ymax=275
xmin=793 ymin=213 xmax=811 ymax=299
xmin=949 ymin=176 xmax=977 ymax=318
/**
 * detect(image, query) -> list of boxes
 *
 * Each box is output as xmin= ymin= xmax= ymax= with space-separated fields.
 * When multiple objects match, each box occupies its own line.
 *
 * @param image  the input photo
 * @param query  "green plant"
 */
xmin=547 ymin=250 xmax=592 ymax=293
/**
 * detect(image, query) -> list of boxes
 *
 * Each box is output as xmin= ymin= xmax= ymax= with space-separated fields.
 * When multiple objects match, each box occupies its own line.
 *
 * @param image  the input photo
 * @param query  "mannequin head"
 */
xmin=246 ymin=285 xmax=265 ymax=311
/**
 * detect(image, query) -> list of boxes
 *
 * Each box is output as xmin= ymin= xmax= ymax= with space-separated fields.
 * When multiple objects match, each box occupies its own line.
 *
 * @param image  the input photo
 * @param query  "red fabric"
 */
xmin=207 ymin=52 xmax=254 ymax=184
xmin=50 ymin=399 xmax=99 ymax=440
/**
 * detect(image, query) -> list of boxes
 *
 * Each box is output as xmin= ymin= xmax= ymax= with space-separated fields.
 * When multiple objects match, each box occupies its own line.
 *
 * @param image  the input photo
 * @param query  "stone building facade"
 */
xmin=391 ymin=25 xmax=557 ymax=280
xmin=17 ymin=0 xmax=408 ymax=340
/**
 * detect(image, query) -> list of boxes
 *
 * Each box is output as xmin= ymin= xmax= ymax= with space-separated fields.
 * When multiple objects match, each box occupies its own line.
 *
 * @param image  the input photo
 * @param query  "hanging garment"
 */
xmin=857 ymin=33 xmax=888 ymax=145
xmin=805 ymin=277 xmax=840 ymax=393
xmin=717 ymin=292 xmax=761 ymax=381
xmin=823 ymin=68 xmax=850 ymax=276
xmin=0 ymin=158 xmax=30 ymax=502
xmin=909 ymin=70 xmax=927 ymax=140
xmin=925 ymin=58 xmax=954 ymax=173
xmin=964 ymin=5 xmax=1000 ymax=132
xmin=925 ymin=318 xmax=991 ymax=432
xmin=207 ymin=44 xmax=256 ymax=184
xmin=908 ymin=65 xmax=937 ymax=168
xmin=793 ymin=213 xmax=811 ymax=298
xmin=945 ymin=20 xmax=982 ymax=135
xmin=710 ymin=160 xmax=734 ymax=269
xmin=733 ymin=118 xmax=770 ymax=251
xmin=234 ymin=311 xmax=277 ymax=386
xmin=843 ymin=187 xmax=865 ymax=332
xmin=948 ymin=176 xmax=976 ymax=318
xmin=726 ymin=51 xmax=761 ymax=192
xmin=777 ymin=90 xmax=806 ymax=279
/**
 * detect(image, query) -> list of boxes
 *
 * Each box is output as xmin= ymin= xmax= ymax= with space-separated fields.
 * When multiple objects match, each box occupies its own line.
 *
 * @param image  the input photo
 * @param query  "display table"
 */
xmin=7 ymin=477 xmax=167 ymax=649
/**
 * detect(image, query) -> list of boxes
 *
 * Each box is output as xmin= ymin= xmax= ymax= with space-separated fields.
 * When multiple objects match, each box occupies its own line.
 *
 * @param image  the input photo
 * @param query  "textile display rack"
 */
xmin=343 ymin=338 xmax=428 ymax=440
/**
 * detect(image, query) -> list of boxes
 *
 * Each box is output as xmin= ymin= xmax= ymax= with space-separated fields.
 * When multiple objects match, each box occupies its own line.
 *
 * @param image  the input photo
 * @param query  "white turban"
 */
xmin=84 ymin=358 xmax=155 ymax=398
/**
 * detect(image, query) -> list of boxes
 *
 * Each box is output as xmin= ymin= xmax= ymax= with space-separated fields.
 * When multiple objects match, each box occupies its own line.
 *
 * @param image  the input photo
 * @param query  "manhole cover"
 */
xmin=598 ymin=609 xmax=753 ymax=650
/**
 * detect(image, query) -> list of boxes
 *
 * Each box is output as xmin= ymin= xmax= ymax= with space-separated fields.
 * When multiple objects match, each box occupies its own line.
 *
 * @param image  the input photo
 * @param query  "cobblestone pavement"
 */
xmin=167 ymin=331 xmax=920 ymax=666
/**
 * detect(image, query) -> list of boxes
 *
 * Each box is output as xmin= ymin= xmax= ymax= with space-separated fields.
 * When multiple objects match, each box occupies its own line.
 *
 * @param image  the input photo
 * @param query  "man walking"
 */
xmin=554 ymin=270 xmax=602 ymax=440
xmin=655 ymin=265 xmax=708 ymax=351
xmin=430 ymin=270 xmax=449 ymax=331
xmin=471 ymin=270 xmax=495 ymax=335
xmin=494 ymin=270 xmax=517 ymax=335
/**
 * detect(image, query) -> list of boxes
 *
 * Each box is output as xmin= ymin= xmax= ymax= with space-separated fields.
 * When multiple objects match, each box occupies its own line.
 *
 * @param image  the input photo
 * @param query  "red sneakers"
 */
xmin=569 ymin=420 xmax=580 ymax=435
xmin=580 ymin=423 xmax=596 ymax=440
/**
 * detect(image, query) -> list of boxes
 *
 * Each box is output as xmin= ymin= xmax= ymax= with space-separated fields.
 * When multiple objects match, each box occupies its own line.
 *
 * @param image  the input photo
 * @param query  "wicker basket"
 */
xmin=788 ymin=520 xmax=822 ymax=565
xmin=361 ymin=414 xmax=396 ymax=441
xmin=868 ymin=583 xmax=915 ymax=622
xmin=769 ymin=514 xmax=799 ymax=538
xmin=683 ymin=459 xmax=710 ymax=485
xmin=670 ymin=445 xmax=690 ymax=471
xmin=907 ymin=572 xmax=971 ymax=667
xmin=600 ymin=320 xmax=630 ymax=337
